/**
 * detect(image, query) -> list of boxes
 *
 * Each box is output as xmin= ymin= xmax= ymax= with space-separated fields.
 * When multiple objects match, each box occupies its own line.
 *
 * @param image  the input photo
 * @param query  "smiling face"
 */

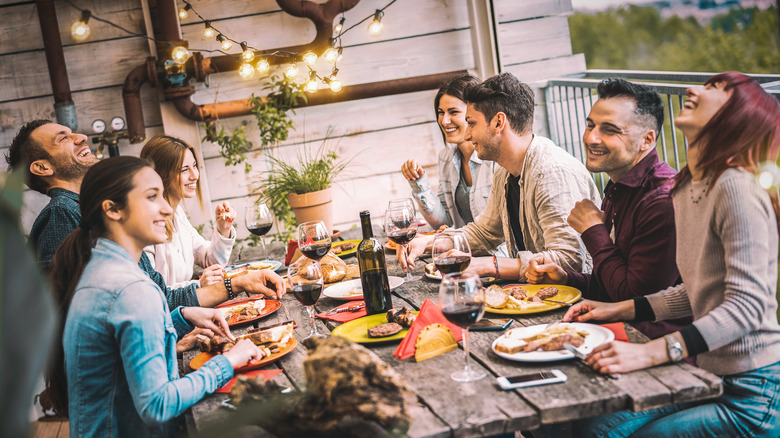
xmin=30 ymin=123 xmax=98 ymax=181
xmin=583 ymin=97 xmax=655 ymax=182
xmin=437 ymin=94 xmax=469 ymax=144
xmin=676 ymin=82 xmax=732 ymax=141
xmin=180 ymin=149 xmax=200 ymax=199
xmin=465 ymin=104 xmax=500 ymax=161
xmin=119 ymin=167 xmax=173 ymax=248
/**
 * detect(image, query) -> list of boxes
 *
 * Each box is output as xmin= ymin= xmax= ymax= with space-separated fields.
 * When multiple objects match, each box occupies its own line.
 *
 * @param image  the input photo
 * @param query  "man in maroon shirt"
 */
xmin=527 ymin=78 xmax=691 ymax=341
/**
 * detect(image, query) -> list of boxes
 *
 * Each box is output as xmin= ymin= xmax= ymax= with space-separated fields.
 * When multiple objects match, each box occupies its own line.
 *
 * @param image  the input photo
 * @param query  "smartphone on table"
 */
xmin=496 ymin=369 xmax=567 ymax=390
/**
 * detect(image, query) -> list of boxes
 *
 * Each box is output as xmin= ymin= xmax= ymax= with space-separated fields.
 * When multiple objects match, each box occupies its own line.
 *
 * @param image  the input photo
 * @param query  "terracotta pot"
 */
xmin=287 ymin=187 xmax=334 ymax=233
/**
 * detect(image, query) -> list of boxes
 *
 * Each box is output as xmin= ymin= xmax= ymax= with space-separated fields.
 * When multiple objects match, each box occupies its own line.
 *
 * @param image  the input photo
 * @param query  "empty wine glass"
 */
xmin=297 ymin=220 xmax=331 ymax=261
xmin=439 ymin=272 xmax=486 ymax=382
xmin=245 ymin=203 xmax=274 ymax=260
xmin=384 ymin=199 xmax=420 ymax=281
xmin=288 ymin=260 xmax=326 ymax=339
xmin=432 ymin=230 xmax=472 ymax=275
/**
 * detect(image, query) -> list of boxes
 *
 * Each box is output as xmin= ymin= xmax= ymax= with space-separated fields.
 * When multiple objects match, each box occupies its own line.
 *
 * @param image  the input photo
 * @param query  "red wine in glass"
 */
xmin=291 ymin=283 xmax=323 ymax=306
xmin=435 ymin=256 xmax=471 ymax=275
xmin=300 ymin=243 xmax=332 ymax=261
xmin=247 ymin=224 xmax=272 ymax=236
xmin=442 ymin=301 xmax=485 ymax=328
xmin=387 ymin=229 xmax=417 ymax=245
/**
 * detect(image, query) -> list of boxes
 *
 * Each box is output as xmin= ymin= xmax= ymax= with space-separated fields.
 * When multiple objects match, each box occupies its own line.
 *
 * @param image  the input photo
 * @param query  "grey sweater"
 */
xmin=647 ymin=168 xmax=780 ymax=376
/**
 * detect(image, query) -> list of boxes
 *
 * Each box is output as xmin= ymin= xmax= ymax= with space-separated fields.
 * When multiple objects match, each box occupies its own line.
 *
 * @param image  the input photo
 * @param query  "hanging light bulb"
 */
xmin=302 ymin=51 xmax=318 ymax=67
xmin=334 ymin=16 xmax=345 ymax=34
xmin=217 ymin=34 xmax=232 ymax=51
xmin=256 ymin=58 xmax=270 ymax=74
xmin=238 ymin=63 xmax=255 ymax=79
xmin=240 ymin=42 xmax=254 ymax=62
xmin=71 ymin=10 xmax=92 ymax=42
xmin=284 ymin=63 xmax=299 ymax=79
xmin=305 ymin=71 xmax=319 ymax=93
xmin=323 ymin=47 xmax=338 ymax=63
xmin=170 ymin=46 xmax=191 ymax=64
xmin=203 ymin=21 xmax=216 ymax=39
xmin=178 ymin=4 xmax=192 ymax=20
xmin=758 ymin=162 xmax=780 ymax=190
xmin=329 ymin=76 xmax=343 ymax=93
xmin=367 ymin=10 xmax=384 ymax=37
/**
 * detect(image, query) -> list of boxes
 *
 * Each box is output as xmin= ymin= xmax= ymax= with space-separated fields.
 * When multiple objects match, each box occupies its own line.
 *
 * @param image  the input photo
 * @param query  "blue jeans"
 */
xmin=571 ymin=361 xmax=780 ymax=438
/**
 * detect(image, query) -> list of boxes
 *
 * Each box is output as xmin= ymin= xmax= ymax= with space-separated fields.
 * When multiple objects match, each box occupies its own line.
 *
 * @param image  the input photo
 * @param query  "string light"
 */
xmin=240 ymin=42 xmax=254 ymax=62
xmin=238 ymin=63 xmax=255 ymax=79
xmin=302 ymin=51 xmax=318 ymax=67
xmin=334 ymin=16 xmax=345 ymax=34
xmin=323 ymin=39 xmax=342 ymax=64
xmin=178 ymin=4 xmax=192 ymax=20
xmin=305 ymin=72 xmax=319 ymax=93
xmin=71 ymin=10 xmax=92 ymax=41
xmin=329 ymin=76 xmax=343 ymax=92
xmin=758 ymin=162 xmax=780 ymax=190
xmin=368 ymin=10 xmax=384 ymax=37
xmin=203 ymin=21 xmax=216 ymax=39
xmin=217 ymin=34 xmax=232 ymax=51
xmin=256 ymin=58 xmax=270 ymax=74
xmin=284 ymin=63 xmax=299 ymax=79
xmin=171 ymin=46 xmax=191 ymax=64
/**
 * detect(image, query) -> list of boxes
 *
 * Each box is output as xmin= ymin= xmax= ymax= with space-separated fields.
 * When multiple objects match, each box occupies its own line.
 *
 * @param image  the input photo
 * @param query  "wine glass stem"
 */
xmin=306 ymin=305 xmax=318 ymax=336
xmin=403 ymin=243 xmax=413 ymax=279
xmin=462 ymin=328 xmax=472 ymax=373
xmin=260 ymin=237 xmax=268 ymax=260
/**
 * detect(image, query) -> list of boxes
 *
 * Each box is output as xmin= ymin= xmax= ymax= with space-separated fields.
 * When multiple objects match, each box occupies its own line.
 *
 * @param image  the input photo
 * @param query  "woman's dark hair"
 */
xmin=673 ymin=72 xmax=780 ymax=229
xmin=433 ymin=74 xmax=481 ymax=144
xmin=45 ymin=156 xmax=153 ymax=416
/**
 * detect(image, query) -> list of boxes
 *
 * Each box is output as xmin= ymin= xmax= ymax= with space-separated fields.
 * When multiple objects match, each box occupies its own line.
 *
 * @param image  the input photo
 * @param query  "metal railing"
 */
xmin=543 ymin=70 xmax=780 ymax=192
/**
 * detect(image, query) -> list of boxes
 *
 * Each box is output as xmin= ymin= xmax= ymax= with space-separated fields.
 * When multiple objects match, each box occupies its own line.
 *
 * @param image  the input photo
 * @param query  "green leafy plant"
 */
xmin=202 ymin=121 xmax=252 ymax=174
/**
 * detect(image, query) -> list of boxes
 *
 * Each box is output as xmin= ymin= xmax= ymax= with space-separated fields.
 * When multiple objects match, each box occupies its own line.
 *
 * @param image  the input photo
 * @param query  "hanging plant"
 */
xmin=202 ymin=120 xmax=252 ymax=174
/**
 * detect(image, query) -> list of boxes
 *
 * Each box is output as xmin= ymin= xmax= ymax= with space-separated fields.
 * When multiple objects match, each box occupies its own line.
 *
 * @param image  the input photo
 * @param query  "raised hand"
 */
xmin=567 ymin=199 xmax=606 ymax=234
xmin=401 ymin=159 xmax=425 ymax=181
xmin=215 ymin=201 xmax=235 ymax=237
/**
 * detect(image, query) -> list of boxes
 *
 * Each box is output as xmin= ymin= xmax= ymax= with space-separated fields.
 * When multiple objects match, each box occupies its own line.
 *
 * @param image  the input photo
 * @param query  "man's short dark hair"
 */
xmin=463 ymin=73 xmax=535 ymax=135
xmin=5 ymin=119 xmax=53 ymax=195
xmin=597 ymin=78 xmax=664 ymax=134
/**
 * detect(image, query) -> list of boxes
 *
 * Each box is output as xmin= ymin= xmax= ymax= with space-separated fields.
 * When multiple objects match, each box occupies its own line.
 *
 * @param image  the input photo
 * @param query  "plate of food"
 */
xmin=483 ymin=284 xmax=581 ymax=314
xmin=492 ymin=322 xmax=614 ymax=362
xmin=323 ymin=276 xmax=404 ymax=301
xmin=332 ymin=240 xmax=360 ymax=258
xmin=215 ymin=296 xmax=282 ymax=326
xmin=224 ymin=260 xmax=282 ymax=278
xmin=190 ymin=322 xmax=298 ymax=373
xmin=332 ymin=307 xmax=418 ymax=343
xmin=385 ymin=232 xmax=435 ymax=251
xmin=424 ymin=263 xmax=443 ymax=280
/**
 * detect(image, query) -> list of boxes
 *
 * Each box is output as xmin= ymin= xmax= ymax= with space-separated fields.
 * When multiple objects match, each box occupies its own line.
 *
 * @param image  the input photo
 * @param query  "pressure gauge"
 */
xmin=91 ymin=119 xmax=106 ymax=134
xmin=110 ymin=116 xmax=125 ymax=131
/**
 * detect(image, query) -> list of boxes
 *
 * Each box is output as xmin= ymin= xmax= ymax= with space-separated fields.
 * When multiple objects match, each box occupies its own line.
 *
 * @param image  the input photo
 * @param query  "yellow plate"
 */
xmin=332 ymin=311 xmax=419 ymax=344
xmin=332 ymin=240 xmax=360 ymax=258
xmin=485 ymin=285 xmax=582 ymax=314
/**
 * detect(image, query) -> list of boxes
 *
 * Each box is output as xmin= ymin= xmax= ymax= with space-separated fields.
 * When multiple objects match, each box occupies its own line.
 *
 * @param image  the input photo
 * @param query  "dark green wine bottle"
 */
xmin=357 ymin=210 xmax=392 ymax=315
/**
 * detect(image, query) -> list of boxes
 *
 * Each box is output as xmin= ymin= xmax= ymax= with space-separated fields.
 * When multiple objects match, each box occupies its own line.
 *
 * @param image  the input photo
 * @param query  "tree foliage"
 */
xmin=569 ymin=5 xmax=779 ymax=73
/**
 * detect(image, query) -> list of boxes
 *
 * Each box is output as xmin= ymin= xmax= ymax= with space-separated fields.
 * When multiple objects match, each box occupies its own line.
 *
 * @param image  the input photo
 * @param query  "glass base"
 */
xmin=404 ymin=274 xmax=422 ymax=282
xmin=302 ymin=331 xmax=329 ymax=341
xmin=451 ymin=368 xmax=486 ymax=382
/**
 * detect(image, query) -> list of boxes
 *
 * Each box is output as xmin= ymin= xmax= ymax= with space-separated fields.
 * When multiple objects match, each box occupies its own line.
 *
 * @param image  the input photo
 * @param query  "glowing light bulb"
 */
xmin=238 ymin=63 xmax=255 ymax=79
xmin=334 ymin=16 xmax=345 ymax=34
xmin=256 ymin=58 xmax=270 ymax=74
xmin=306 ymin=77 xmax=319 ymax=93
xmin=71 ymin=11 xmax=92 ymax=42
xmin=178 ymin=5 xmax=191 ymax=20
xmin=302 ymin=51 xmax=318 ymax=66
xmin=329 ymin=77 xmax=343 ymax=92
xmin=284 ymin=64 xmax=299 ymax=79
xmin=203 ymin=22 xmax=216 ymax=39
xmin=240 ymin=42 xmax=255 ymax=62
xmin=171 ymin=46 xmax=191 ymax=64
xmin=323 ymin=47 xmax=339 ymax=64
xmin=758 ymin=162 xmax=780 ymax=190
xmin=217 ymin=34 xmax=232 ymax=51
xmin=367 ymin=10 xmax=384 ymax=37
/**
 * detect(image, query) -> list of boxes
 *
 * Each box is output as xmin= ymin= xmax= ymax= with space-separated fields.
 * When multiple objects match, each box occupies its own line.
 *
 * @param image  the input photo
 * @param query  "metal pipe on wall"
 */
xmin=35 ymin=0 xmax=77 ymax=130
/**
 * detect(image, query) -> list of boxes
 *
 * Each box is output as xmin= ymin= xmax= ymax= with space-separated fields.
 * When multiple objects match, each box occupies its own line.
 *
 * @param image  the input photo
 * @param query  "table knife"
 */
xmin=326 ymin=303 xmax=365 ymax=315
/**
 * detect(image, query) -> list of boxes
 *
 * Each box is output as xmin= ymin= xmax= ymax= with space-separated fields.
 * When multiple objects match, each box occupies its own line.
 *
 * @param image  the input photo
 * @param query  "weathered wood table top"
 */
xmin=183 ymin=227 xmax=722 ymax=437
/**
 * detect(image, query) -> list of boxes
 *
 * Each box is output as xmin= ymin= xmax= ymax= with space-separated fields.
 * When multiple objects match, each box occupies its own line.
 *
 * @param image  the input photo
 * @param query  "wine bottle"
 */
xmin=357 ymin=210 xmax=392 ymax=315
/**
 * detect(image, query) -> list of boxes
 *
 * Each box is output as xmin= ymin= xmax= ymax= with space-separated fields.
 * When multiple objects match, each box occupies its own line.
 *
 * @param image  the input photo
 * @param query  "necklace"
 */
xmin=689 ymin=178 xmax=711 ymax=204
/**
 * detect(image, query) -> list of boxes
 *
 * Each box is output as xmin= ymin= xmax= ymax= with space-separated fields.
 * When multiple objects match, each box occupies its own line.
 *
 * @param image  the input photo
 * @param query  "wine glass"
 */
xmin=297 ymin=221 xmax=331 ymax=261
xmin=384 ymin=199 xmax=420 ymax=281
xmin=432 ymin=230 xmax=472 ymax=276
xmin=439 ymin=272 xmax=486 ymax=382
xmin=288 ymin=260 xmax=326 ymax=339
xmin=245 ymin=203 xmax=274 ymax=261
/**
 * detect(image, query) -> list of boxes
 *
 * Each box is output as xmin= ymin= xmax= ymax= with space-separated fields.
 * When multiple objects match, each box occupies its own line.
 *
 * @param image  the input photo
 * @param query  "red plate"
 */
xmin=189 ymin=337 xmax=298 ymax=373
xmin=216 ymin=297 xmax=282 ymax=327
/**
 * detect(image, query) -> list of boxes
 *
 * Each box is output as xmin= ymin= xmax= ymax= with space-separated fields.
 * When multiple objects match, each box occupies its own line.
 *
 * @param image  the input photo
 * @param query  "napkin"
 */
xmin=394 ymin=298 xmax=464 ymax=360
xmin=316 ymin=301 xmax=367 ymax=323
xmin=215 ymin=369 xmax=283 ymax=393
xmin=600 ymin=323 xmax=629 ymax=342
xmin=284 ymin=240 xmax=300 ymax=266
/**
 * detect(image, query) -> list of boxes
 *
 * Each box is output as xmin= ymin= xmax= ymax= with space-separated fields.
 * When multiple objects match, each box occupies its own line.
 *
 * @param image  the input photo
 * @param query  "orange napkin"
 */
xmin=215 ymin=369 xmax=283 ymax=393
xmin=316 ymin=301 xmax=367 ymax=323
xmin=394 ymin=298 xmax=464 ymax=360
xmin=600 ymin=323 xmax=629 ymax=342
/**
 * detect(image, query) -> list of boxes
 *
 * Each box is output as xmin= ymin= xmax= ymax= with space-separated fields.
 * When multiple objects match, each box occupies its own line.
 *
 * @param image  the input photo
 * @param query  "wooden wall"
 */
xmin=0 ymin=0 xmax=586 ymax=239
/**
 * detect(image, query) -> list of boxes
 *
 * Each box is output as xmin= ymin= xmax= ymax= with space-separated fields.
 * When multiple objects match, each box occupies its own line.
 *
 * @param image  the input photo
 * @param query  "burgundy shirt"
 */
xmin=566 ymin=150 xmax=692 ymax=340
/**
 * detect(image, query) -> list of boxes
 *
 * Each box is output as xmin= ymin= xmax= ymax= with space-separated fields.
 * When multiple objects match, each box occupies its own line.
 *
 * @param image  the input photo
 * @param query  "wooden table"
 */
xmin=184 ymin=227 xmax=722 ymax=437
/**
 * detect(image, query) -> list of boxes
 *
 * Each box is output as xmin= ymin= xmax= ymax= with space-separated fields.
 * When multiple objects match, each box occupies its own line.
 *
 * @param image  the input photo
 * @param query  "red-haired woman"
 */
xmin=560 ymin=73 xmax=780 ymax=437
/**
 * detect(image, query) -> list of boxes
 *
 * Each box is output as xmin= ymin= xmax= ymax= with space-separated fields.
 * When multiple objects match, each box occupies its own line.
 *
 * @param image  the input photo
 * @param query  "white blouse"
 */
xmin=144 ymin=205 xmax=235 ymax=288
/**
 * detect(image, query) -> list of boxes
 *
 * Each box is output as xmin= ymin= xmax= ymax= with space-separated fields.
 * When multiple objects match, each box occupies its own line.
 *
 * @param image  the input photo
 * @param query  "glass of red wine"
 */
xmin=288 ymin=260 xmax=326 ymax=339
xmin=439 ymin=272 xmax=486 ymax=382
xmin=245 ymin=203 xmax=274 ymax=260
xmin=384 ymin=199 xmax=420 ymax=281
xmin=297 ymin=221 xmax=332 ymax=261
xmin=432 ymin=229 xmax=471 ymax=276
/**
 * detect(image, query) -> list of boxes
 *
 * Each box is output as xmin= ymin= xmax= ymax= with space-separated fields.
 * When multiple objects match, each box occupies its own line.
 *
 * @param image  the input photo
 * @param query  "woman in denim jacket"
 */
xmin=401 ymin=74 xmax=498 ymax=229
xmin=48 ymin=157 xmax=264 ymax=437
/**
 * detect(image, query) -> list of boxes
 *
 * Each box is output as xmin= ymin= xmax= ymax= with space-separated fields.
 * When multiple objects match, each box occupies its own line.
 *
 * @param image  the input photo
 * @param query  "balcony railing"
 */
xmin=543 ymin=70 xmax=780 ymax=191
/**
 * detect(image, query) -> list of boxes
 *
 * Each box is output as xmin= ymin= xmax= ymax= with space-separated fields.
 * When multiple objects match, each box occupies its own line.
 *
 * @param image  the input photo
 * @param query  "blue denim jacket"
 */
xmin=64 ymin=238 xmax=233 ymax=437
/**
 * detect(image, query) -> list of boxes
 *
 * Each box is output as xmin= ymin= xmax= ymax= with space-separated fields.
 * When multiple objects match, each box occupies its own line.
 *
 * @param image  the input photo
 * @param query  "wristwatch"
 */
xmin=664 ymin=334 xmax=683 ymax=362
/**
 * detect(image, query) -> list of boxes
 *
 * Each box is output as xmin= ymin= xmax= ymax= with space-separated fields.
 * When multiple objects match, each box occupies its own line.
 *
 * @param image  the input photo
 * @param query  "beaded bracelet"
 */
xmin=224 ymin=277 xmax=236 ymax=300
xmin=493 ymin=255 xmax=500 ymax=278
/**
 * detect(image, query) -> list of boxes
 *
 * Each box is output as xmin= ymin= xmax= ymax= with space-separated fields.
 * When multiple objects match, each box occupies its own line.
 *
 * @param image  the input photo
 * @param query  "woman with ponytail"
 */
xmin=49 ymin=156 xmax=263 ymax=437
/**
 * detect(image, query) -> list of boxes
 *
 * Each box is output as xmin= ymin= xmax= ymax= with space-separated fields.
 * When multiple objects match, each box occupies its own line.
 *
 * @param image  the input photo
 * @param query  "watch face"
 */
xmin=110 ymin=117 xmax=125 ymax=131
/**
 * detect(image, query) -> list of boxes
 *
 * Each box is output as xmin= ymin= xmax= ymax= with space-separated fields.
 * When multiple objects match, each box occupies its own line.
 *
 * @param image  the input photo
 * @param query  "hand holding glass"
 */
xmin=384 ymin=200 xmax=420 ymax=281
xmin=439 ymin=272 xmax=486 ymax=382
xmin=432 ymin=230 xmax=471 ymax=275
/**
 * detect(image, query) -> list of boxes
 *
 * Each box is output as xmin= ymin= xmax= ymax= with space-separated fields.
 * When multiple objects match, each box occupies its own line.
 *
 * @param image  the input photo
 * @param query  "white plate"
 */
xmin=491 ymin=323 xmax=615 ymax=362
xmin=226 ymin=259 xmax=282 ymax=272
xmin=424 ymin=263 xmax=442 ymax=281
xmin=323 ymin=276 xmax=404 ymax=301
